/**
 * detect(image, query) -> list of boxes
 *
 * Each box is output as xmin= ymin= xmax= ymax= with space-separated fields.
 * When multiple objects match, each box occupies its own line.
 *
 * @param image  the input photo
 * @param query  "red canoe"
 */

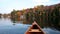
xmin=25 ymin=21 xmax=45 ymax=34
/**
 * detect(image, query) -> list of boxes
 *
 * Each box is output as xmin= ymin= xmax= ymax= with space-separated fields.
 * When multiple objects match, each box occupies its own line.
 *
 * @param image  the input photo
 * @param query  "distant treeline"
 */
xmin=11 ymin=3 xmax=60 ymax=27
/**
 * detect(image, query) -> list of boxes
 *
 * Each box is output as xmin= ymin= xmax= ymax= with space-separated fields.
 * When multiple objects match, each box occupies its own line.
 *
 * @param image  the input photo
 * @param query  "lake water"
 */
xmin=0 ymin=18 xmax=60 ymax=34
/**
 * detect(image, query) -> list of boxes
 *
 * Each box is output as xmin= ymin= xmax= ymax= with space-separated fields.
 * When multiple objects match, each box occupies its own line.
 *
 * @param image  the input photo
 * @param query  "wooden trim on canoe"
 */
xmin=25 ymin=21 xmax=45 ymax=34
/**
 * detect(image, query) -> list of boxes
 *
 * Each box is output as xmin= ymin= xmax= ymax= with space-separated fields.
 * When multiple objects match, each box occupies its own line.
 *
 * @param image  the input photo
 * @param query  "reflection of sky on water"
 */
xmin=0 ymin=18 xmax=31 ymax=34
xmin=0 ymin=18 xmax=60 ymax=34
xmin=43 ymin=28 xmax=60 ymax=34
xmin=0 ymin=18 xmax=31 ymax=29
xmin=0 ymin=26 xmax=29 ymax=34
xmin=0 ymin=24 xmax=31 ymax=34
xmin=0 ymin=18 xmax=13 ymax=26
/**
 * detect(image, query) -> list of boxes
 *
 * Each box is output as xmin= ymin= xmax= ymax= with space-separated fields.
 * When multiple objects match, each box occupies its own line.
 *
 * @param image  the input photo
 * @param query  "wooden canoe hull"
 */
xmin=26 ymin=32 xmax=44 ymax=34
xmin=25 ymin=21 xmax=45 ymax=34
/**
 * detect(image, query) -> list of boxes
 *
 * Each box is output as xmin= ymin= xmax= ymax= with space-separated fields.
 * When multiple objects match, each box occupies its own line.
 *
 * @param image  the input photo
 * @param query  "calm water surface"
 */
xmin=0 ymin=18 xmax=60 ymax=34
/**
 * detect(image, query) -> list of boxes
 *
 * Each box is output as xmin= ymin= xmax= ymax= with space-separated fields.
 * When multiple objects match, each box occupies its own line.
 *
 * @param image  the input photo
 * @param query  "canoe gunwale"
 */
xmin=25 ymin=21 xmax=45 ymax=34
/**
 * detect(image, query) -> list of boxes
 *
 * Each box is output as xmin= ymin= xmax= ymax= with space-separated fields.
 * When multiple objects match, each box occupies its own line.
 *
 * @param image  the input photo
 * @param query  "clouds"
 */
xmin=33 ymin=0 xmax=60 ymax=5
xmin=33 ymin=0 xmax=50 ymax=3
xmin=33 ymin=0 xmax=50 ymax=5
xmin=0 ymin=0 xmax=32 ymax=13
xmin=0 ymin=0 xmax=60 ymax=14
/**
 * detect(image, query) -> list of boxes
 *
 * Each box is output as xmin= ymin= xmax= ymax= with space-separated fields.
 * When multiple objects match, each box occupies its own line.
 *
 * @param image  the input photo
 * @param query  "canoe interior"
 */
xmin=25 ymin=24 xmax=45 ymax=34
xmin=26 ymin=32 xmax=44 ymax=34
xmin=31 ymin=25 xmax=40 ymax=29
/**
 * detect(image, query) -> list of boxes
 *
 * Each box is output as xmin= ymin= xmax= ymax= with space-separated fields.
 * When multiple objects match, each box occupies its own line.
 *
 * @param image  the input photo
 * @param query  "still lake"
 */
xmin=0 ymin=18 xmax=60 ymax=34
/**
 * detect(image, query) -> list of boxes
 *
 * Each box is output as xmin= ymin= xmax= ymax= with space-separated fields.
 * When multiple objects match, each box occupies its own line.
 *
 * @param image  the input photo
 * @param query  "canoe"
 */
xmin=25 ymin=21 xmax=45 ymax=34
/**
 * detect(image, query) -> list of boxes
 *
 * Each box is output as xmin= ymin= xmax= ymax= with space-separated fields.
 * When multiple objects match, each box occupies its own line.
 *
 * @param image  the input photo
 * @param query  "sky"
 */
xmin=0 ymin=0 xmax=60 ymax=14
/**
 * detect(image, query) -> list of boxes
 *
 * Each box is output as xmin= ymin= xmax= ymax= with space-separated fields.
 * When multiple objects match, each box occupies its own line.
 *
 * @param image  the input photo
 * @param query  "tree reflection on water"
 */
xmin=10 ymin=16 xmax=60 ymax=31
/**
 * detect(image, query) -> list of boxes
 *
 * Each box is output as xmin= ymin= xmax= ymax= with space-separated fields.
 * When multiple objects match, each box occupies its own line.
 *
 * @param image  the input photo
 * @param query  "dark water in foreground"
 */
xmin=0 ymin=18 xmax=60 ymax=34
